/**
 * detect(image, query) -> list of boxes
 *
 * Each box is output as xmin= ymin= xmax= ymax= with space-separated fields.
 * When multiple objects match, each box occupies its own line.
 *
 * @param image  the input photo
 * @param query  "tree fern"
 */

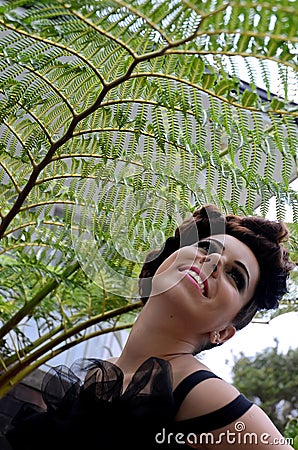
xmin=0 ymin=0 xmax=297 ymax=395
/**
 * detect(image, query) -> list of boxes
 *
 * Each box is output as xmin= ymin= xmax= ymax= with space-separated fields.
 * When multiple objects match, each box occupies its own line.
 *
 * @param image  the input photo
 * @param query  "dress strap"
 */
xmin=174 ymin=394 xmax=253 ymax=433
xmin=173 ymin=370 xmax=221 ymax=414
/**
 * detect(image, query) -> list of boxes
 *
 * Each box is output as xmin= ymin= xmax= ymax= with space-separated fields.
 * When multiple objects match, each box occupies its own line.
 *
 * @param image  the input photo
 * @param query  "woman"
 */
xmin=5 ymin=205 xmax=295 ymax=449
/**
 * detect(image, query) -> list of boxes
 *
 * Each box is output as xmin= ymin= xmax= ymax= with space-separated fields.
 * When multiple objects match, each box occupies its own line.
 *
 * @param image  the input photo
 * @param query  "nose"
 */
xmin=199 ymin=253 xmax=222 ymax=280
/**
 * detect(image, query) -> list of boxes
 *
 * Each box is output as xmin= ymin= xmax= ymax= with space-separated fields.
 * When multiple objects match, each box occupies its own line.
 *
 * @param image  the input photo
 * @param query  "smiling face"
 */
xmin=150 ymin=234 xmax=260 ymax=334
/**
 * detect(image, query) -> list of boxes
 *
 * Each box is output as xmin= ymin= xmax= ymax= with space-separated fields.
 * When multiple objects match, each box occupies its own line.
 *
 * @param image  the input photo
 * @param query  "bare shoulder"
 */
xmin=186 ymin=405 xmax=294 ymax=449
xmin=175 ymin=369 xmax=240 ymax=421
xmin=172 ymin=358 xmax=294 ymax=449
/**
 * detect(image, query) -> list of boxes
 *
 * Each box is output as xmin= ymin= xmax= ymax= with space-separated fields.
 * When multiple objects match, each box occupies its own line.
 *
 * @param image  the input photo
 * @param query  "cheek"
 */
xmin=219 ymin=284 xmax=242 ymax=314
xmin=154 ymin=250 xmax=183 ymax=276
xmin=154 ymin=259 xmax=172 ymax=276
xmin=151 ymin=259 xmax=181 ymax=297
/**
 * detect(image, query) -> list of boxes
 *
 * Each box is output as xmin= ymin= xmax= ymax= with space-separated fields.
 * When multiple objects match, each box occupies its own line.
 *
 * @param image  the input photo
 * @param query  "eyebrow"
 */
xmin=207 ymin=238 xmax=225 ymax=252
xmin=235 ymin=260 xmax=250 ymax=285
xmin=208 ymin=238 xmax=250 ymax=286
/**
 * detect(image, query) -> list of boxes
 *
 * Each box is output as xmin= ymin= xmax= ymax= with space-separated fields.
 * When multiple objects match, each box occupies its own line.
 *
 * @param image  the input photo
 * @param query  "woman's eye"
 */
xmin=228 ymin=268 xmax=245 ymax=291
xmin=197 ymin=240 xmax=211 ymax=253
xmin=197 ymin=240 xmax=221 ymax=255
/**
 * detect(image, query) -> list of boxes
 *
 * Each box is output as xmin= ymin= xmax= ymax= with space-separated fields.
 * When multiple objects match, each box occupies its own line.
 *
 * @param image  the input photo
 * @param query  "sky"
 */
xmin=256 ymin=178 xmax=298 ymax=222
xmin=200 ymin=312 xmax=298 ymax=382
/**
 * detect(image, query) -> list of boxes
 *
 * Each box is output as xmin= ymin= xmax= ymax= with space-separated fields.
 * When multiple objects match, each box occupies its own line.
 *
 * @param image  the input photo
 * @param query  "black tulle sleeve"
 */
xmin=5 ymin=357 xmax=176 ymax=450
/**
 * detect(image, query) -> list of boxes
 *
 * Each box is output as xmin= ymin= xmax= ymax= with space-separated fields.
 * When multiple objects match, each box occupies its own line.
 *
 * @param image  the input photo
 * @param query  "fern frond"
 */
xmin=0 ymin=0 xmax=297 ymax=391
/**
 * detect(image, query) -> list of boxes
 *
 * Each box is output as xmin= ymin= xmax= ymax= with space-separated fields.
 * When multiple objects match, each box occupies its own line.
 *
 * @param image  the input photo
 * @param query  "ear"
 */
xmin=209 ymin=325 xmax=236 ymax=344
xmin=218 ymin=325 xmax=236 ymax=343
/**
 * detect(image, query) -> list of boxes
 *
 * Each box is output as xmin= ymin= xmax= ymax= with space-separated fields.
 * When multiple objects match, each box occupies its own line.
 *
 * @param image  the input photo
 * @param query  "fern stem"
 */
xmin=129 ymin=72 xmax=298 ymax=116
xmin=229 ymin=1 xmax=297 ymax=14
xmin=0 ymin=322 xmax=134 ymax=398
xmin=0 ymin=161 xmax=21 ymax=194
xmin=0 ymin=261 xmax=80 ymax=340
xmin=166 ymin=2 xmax=230 ymax=47
xmin=0 ymin=13 xmax=211 ymax=239
xmin=0 ymin=128 xmax=68 ymax=239
xmin=51 ymin=153 xmax=144 ymax=165
xmin=1 ymin=296 xmax=126 ymax=368
xmin=0 ymin=20 xmax=105 ymax=85
xmin=1 ymin=220 xmax=64 ymax=239
xmin=19 ymin=200 xmax=76 ymax=213
xmin=166 ymin=49 xmax=298 ymax=71
xmin=0 ymin=243 xmax=48 ymax=256
xmin=47 ymin=145 xmax=232 ymax=198
xmin=1 ymin=324 xmax=63 ymax=369
xmin=82 ymin=98 xmax=201 ymax=121
xmin=2 ymin=120 xmax=34 ymax=167
xmin=34 ymin=173 xmax=97 ymax=185
xmin=106 ymin=0 xmax=171 ymax=44
xmin=195 ymin=29 xmax=298 ymax=44
xmin=17 ymin=62 xmax=75 ymax=115
xmin=72 ymin=126 xmax=188 ymax=150
xmin=0 ymin=302 xmax=141 ymax=397
xmin=0 ymin=88 xmax=52 ymax=142
xmin=68 ymin=7 xmax=138 ymax=58
xmin=2 ymin=319 xmax=60 ymax=369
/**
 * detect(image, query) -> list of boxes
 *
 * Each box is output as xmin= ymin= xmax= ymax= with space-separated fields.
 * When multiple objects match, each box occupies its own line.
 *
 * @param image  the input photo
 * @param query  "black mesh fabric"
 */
xmin=5 ymin=357 xmax=175 ymax=450
xmin=5 ymin=357 xmax=253 ymax=450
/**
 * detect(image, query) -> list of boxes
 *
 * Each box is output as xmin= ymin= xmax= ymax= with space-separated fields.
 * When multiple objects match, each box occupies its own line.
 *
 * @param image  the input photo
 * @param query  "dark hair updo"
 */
xmin=139 ymin=204 xmax=295 ymax=334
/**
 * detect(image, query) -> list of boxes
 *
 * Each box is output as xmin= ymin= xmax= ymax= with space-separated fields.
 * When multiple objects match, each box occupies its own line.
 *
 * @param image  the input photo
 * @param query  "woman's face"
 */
xmin=150 ymin=234 xmax=260 ymax=332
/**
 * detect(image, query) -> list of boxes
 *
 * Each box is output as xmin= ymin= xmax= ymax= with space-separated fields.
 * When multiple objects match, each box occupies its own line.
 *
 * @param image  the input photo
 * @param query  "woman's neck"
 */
xmin=115 ymin=301 xmax=197 ymax=371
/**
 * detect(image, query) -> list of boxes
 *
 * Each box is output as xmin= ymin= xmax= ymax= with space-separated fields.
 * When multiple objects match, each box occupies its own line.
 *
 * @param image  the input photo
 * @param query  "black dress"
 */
xmin=4 ymin=357 xmax=252 ymax=450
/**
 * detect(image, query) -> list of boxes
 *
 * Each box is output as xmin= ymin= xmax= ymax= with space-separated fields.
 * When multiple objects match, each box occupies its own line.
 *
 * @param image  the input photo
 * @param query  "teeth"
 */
xmin=185 ymin=270 xmax=205 ymax=295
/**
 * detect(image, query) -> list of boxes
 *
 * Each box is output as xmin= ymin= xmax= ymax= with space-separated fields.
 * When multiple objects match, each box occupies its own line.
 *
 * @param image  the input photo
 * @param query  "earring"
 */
xmin=214 ymin=331 xmax=220 ymax=345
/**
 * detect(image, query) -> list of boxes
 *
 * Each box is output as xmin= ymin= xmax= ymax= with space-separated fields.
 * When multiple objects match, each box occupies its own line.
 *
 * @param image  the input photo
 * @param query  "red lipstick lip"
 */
xmin=179 ymin=266 xmax=208 ymax=297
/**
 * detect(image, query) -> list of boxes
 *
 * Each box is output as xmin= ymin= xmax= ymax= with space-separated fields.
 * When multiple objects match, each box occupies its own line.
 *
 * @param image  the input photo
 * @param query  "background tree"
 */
xmin=0 ymin=0 xmax=297 ymax=396
xmin=284 ymin=418 xmax=298 ymax=450
xmin=232 ymin=343 xmax=298 ymax=433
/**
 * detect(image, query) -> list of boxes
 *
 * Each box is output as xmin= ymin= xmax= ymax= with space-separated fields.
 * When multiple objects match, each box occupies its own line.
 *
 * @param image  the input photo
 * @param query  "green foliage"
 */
xmin=284 ymin=419 xmax=298 ymax=450
xmin=232 ymin=344 xmax=298 ymax=432
xmin=0 ymin=0 xmax=297 ymax=395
